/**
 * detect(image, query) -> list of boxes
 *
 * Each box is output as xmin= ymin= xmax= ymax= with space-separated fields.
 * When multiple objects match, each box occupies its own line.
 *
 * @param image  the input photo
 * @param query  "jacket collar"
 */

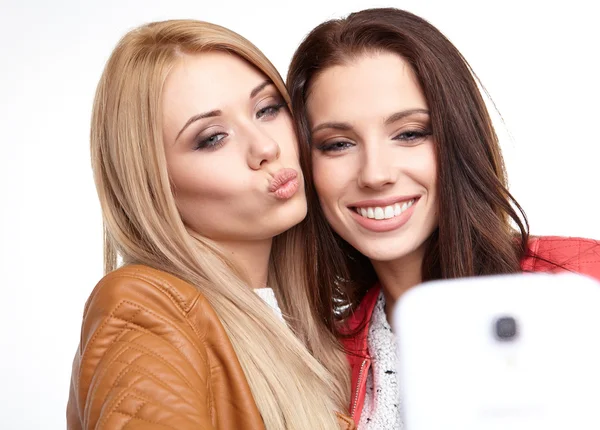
xmin=342 ymin=284 xmax=381 ymax=359
xmin=342 ymin=284 xmax=381 ymax=422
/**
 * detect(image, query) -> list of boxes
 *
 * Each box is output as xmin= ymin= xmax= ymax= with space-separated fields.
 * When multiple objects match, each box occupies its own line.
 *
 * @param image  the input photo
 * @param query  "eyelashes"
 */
xmin=256 ymin=102 xmax=285 ymax=120
xmin=193 ymin=102 xmax=287 ymax=151
xmin=394 ymin=129 xmax=432 ymax=142
xmin=315 ymin=128 xmax=432 ymax=153
xmin=194 ymin=132 xmax=228 ymax=151
xmin=315 ymin=140 xmax=354 ymax=152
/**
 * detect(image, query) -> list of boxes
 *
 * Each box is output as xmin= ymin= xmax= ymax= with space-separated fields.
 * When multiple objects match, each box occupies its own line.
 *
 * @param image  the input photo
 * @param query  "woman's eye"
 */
xmin=316 ymin=141 xmax=355 ymax=153
xmin=394 ymin=129 xmax=432 ymax=143
xmin=256 ymin=103 xmax=285 ymax=119
xmin=195 ymin=133 xmax=227 ymax=150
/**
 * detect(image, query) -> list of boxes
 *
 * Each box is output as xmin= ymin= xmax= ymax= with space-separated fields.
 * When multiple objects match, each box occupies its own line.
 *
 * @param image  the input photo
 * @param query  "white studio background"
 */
xmin=0 ymin=0 xmax=598 ymax=428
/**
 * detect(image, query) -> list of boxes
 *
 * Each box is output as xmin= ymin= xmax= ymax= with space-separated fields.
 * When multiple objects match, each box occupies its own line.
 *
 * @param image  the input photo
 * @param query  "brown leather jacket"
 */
xmin=67 ymin=265 xmax=355 ymax=429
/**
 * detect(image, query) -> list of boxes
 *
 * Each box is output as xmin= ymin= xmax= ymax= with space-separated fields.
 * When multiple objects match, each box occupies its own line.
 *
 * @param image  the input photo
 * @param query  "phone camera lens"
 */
xmin=494 ymin=316 xmax=518 ymax=341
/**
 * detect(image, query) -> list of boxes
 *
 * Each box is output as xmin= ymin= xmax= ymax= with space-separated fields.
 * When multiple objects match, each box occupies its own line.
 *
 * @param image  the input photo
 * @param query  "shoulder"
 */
xmin=83 ymin=264 xmax=201 ymax=317
xmin=68 ymin=264 xmax=216 ymax=429
xmin=77 ymin=264 xmax=210 ymax=354
xmin=521 ymin=236 xmax=600 ymax=281
xmin=76 ymin=264 xmax=212 ymax=370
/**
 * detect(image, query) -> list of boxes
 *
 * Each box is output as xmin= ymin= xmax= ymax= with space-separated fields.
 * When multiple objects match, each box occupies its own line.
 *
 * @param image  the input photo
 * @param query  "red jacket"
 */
xmin=342 ymin=236 xmax=600 ymax=422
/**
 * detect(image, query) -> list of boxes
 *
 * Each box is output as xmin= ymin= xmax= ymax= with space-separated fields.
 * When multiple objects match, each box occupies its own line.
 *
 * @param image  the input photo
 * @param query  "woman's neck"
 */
xmin=371 ymin=244 xmax=426 ymax=326
xmin=218 ymin=238 xmax=273 ymax=289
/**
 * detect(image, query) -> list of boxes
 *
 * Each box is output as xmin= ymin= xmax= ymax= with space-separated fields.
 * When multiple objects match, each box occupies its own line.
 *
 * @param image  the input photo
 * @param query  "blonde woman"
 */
xmin=66 ymin=20 xmax=353 ymax=430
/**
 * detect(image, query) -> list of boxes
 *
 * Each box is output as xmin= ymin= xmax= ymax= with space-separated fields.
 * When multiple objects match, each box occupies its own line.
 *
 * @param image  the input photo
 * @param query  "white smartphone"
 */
xmin=393 ymin=272 xmax=600 ymax=430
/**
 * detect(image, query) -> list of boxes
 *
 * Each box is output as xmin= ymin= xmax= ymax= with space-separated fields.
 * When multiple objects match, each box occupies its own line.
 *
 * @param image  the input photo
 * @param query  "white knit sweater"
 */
xmin=358 ymin=291 xmax=404 ymax=429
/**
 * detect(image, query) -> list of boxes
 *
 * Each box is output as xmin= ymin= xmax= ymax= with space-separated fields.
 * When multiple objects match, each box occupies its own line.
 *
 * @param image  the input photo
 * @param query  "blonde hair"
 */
xmin=91 ymin=19 xmax=349 ymax=429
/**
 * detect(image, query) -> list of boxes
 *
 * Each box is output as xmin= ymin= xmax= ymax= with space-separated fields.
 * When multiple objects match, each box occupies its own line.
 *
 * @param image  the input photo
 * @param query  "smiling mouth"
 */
xmin=352 ymin=198 xmax=417 ymax=220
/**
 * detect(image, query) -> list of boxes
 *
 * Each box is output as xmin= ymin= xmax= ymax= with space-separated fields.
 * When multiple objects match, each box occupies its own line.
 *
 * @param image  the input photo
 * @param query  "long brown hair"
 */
xmin=287 ymin=8 xmax=529 ymax=331
xmin=92 ymin=19 xmax=349 ymax=427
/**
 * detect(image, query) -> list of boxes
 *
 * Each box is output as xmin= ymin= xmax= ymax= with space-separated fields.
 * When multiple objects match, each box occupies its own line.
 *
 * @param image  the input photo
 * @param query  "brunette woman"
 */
xmin=287 ymin=8 xmax=600 ymax=428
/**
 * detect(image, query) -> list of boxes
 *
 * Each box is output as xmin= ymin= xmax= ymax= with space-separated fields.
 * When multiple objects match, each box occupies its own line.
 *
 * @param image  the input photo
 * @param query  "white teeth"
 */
xmin=355 ymin=199 xmax=416 ymax=220
xmin=384 ymin=206 xmax=394 ymax=219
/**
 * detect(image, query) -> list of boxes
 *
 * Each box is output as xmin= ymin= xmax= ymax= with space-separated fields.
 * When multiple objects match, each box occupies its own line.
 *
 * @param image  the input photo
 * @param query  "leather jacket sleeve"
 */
xmin=67 ymin=269 xmax=219 ymax=429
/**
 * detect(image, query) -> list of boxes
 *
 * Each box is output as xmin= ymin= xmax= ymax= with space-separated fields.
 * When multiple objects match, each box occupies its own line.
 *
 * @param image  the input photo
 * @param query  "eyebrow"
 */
xmin=175 ymin=109 xmax=222 ymax=141
xmin=175 ymin=80 xmax=274 ymax=141
xmin=250 ymin=80 xmax=272 ymax=98
xmin=384 ymin=108 xmax=429 ymax=125
xmin=311 ymin=108 xmax=430 ymax=134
